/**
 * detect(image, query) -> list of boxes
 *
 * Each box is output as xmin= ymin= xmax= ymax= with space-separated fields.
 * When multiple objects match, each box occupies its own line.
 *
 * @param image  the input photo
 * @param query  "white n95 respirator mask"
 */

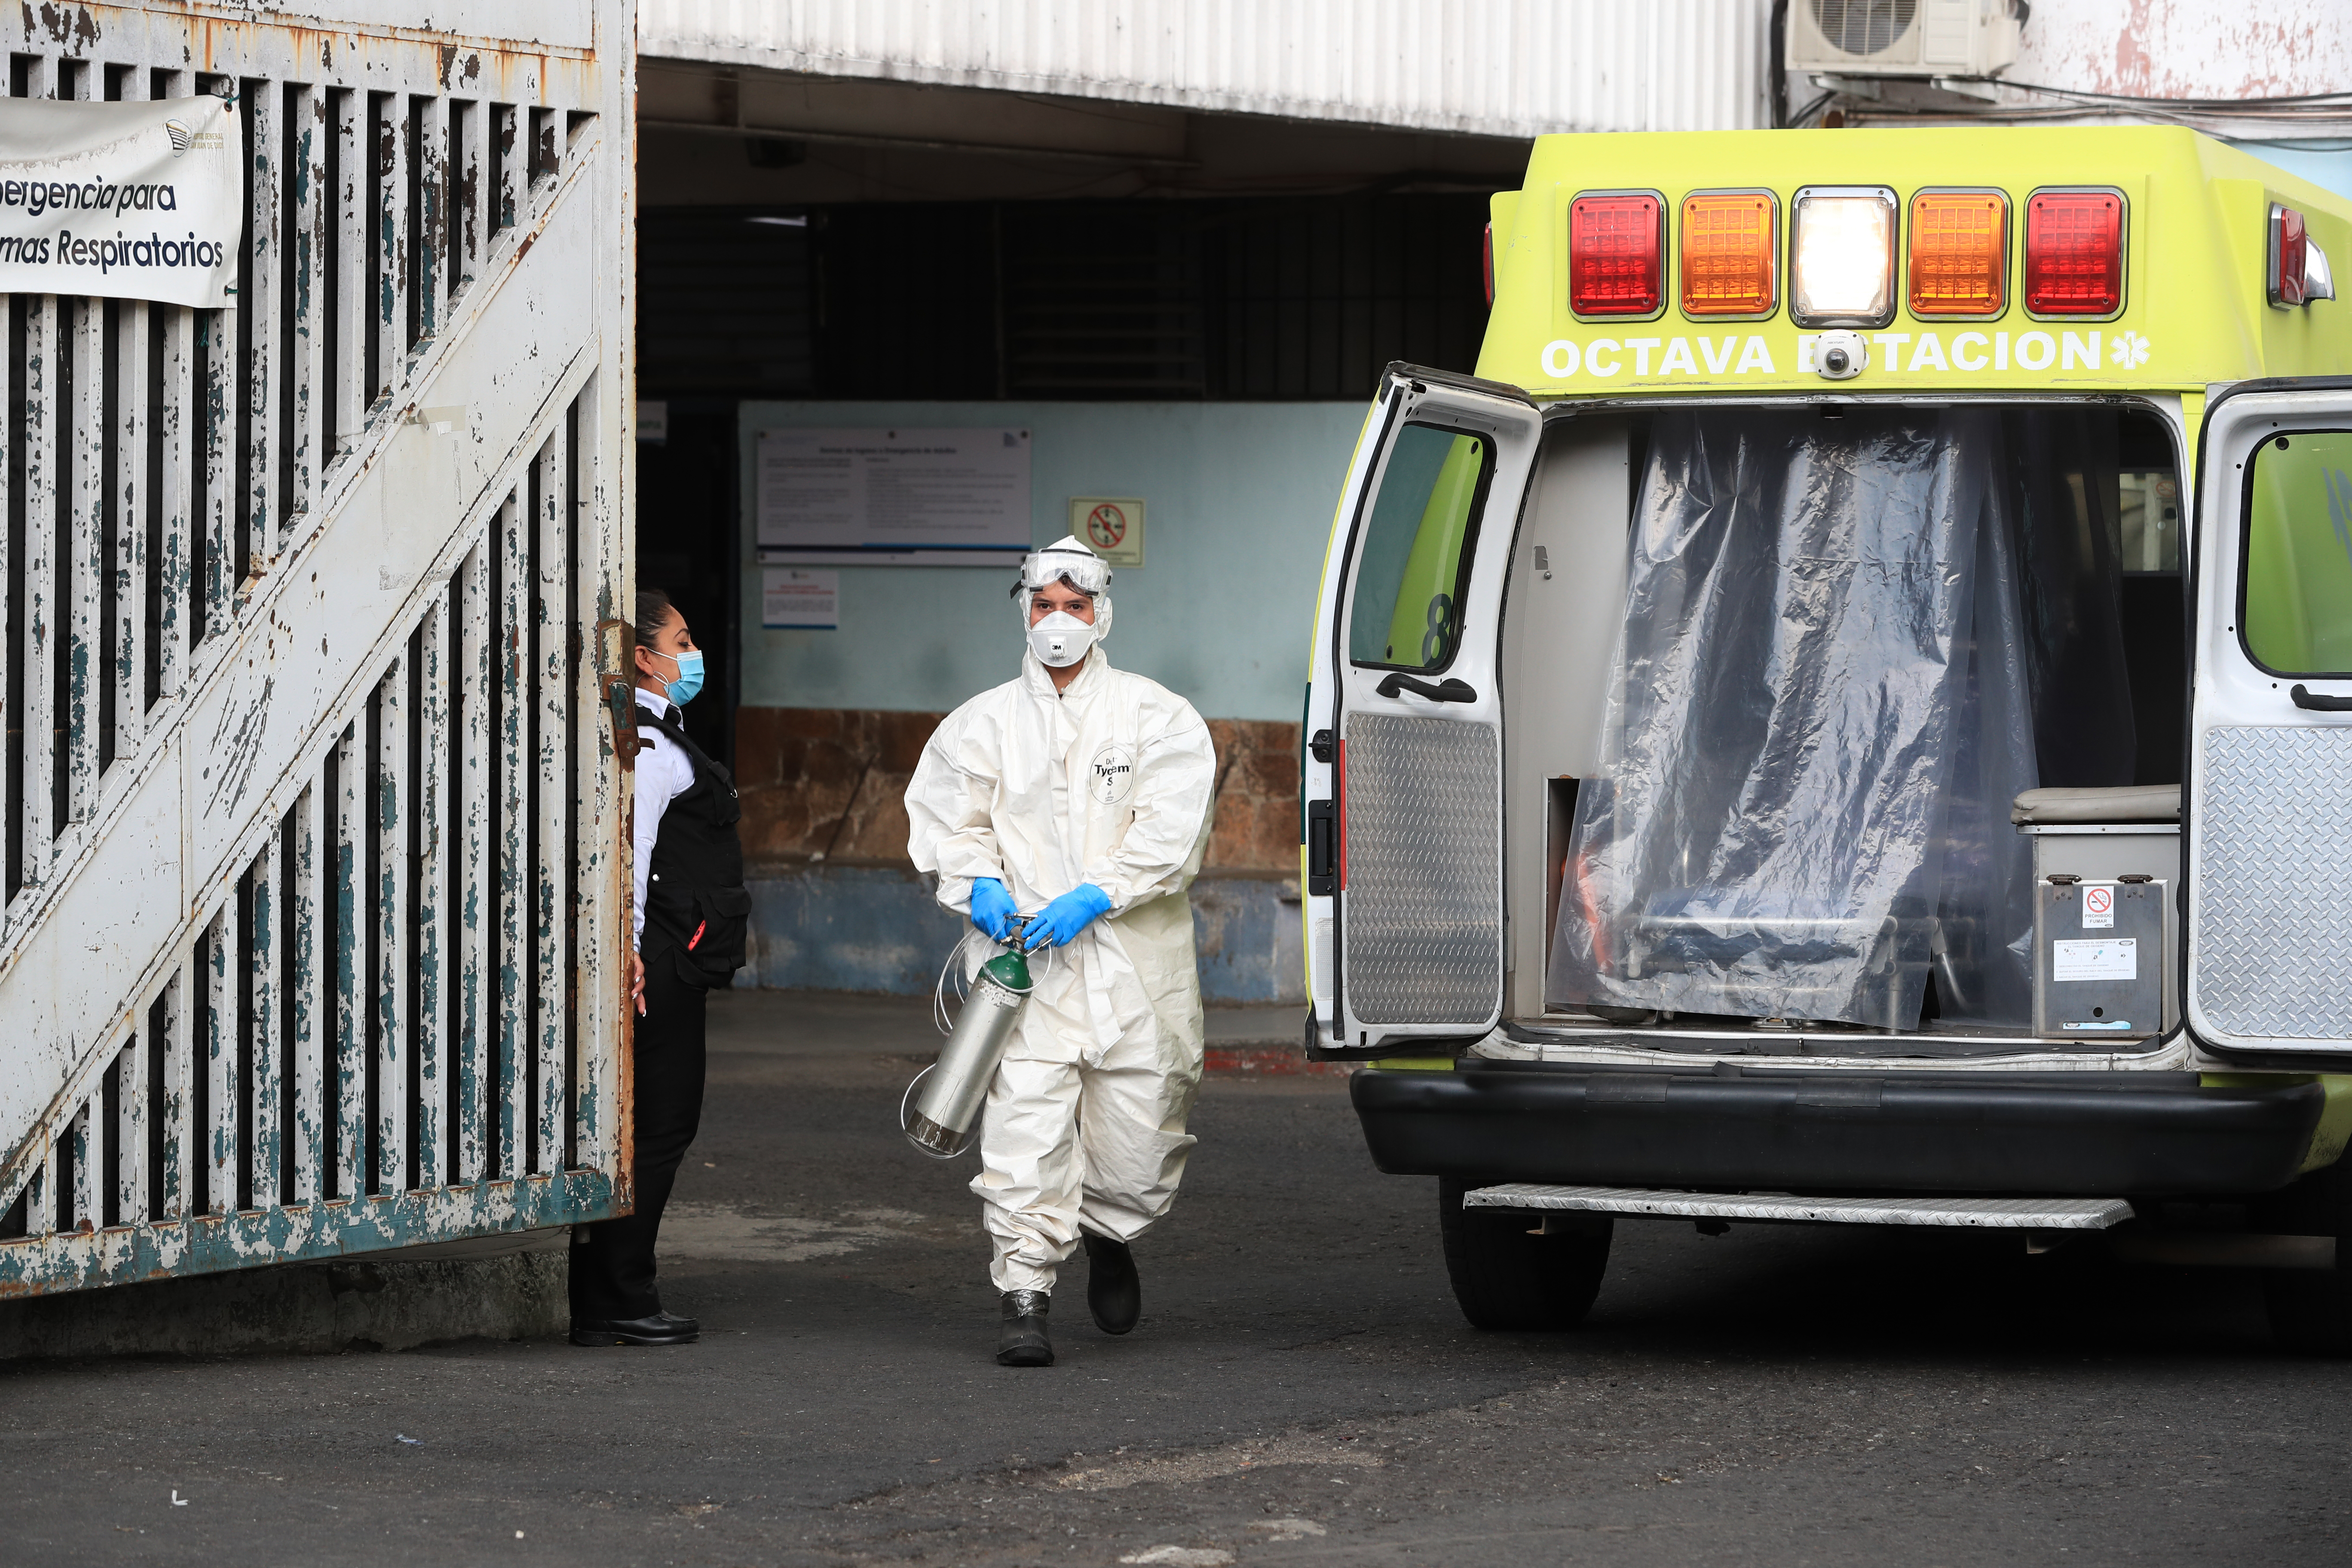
xmin=1028 ymin=610 xmax=1098 ymax=668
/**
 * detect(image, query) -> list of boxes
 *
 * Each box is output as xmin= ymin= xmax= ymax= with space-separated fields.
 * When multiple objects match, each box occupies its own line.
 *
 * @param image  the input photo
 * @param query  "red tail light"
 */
xmin=2271 ymin=203 xmax=2310 ymax=307
xmin=1569 ymin=192 xmax=1663 ymax=318
xmin=2024 ymin=189 xmax=2125 ymax=316
xmin=1482 ymin=221 xmax=1496 ymax=307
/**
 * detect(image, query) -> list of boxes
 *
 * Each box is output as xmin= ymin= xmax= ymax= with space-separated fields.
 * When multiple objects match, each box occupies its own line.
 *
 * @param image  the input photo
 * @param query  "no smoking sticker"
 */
xmin=1069 ymin=496 xmax=1145 ymax=568
xmin=2082 ymin=885 xmax=2115 ymax=929
xmin=1084 ymin=502 xmax=1127 ymax=549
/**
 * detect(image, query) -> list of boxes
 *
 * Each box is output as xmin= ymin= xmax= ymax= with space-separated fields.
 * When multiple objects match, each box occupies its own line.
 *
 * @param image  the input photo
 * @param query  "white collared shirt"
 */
xmin=632 ymin=689 xmax=697 ymax=945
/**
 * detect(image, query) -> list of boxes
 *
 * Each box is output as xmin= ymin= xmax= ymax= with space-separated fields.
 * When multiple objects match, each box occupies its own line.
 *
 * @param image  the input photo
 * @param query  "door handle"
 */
xmin=2291 ymin=683 xmax=2352 ymax=712
xmin=1375 ymin=673 xmax=1478 ymax=704
xmin=1306 ymin=800 xmax=1337 ymax=895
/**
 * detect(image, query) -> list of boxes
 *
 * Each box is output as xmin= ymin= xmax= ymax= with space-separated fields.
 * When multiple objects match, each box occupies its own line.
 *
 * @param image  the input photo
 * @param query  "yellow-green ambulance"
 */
xmin=1302 ymin=127 xmax=2352 ymax=1351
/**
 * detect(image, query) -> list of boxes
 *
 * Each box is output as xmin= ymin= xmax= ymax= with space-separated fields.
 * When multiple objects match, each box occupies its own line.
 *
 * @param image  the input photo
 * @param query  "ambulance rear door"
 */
xmin=1303 ymin=364 xmax=1542 ymax=1057
xmin=2187 ymin=377 xmax=2352 ymax=1062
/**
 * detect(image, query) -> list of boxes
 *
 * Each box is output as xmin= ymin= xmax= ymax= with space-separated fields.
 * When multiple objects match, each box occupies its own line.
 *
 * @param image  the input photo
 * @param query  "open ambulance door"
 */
xmin=2187 ymin=378 xmax=2352 ymax=1063
xmin=1303 ymin=364 xmax=1542 ymax=1058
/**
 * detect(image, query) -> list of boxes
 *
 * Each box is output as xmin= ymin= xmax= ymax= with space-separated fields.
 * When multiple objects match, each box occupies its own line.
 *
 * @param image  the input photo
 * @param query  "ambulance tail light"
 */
xmin=1680 ymin=191 xmax=1777 ymax=317
xmin=1789 ymin=186 xmax=1897 ymax=329
xmin=1482 ymin=222 xmax=1496 ymax=307
xmin=2269 ymin=204 xmax=2337 ymax=308
xmin=2024 ymin=189 xmax=2125 ymax=317
xmin=1908 ymin=191 xmax=2008 ymax=317
xmin=1568 ymin=192 xmax=1664 ymax=318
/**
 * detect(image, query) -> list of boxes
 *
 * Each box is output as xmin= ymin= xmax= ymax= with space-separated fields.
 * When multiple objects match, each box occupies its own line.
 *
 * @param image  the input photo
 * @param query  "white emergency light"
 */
xmin=1789 ymin=186 xmax=1897 ymax=329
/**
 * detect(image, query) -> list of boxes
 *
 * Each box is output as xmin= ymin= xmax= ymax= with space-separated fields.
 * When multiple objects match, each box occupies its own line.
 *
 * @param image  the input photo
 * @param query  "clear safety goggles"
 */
xmin=1011 ymin=544 xmax=1111 ymax=598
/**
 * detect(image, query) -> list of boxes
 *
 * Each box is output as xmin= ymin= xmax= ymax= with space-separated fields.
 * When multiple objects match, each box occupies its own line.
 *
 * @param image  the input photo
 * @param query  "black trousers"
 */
xmin=568 ymin=952 xmax=707 ymax=1322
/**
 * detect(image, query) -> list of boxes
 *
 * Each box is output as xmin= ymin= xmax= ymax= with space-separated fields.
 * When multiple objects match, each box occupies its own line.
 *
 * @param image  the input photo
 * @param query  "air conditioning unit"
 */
xmin=1787 ymin=0 xmax=2022 ymax=80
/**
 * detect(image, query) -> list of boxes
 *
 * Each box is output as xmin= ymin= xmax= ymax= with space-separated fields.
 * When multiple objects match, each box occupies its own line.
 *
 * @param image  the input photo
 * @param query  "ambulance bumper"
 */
xmin=1350 ymin=1063 xmax=2325 ymax=1197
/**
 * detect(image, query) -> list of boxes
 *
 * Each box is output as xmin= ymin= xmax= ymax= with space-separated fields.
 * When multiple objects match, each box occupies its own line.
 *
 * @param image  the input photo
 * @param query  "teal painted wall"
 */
xmin=735 ymin=401 xmax=1369 ymax=722
xmin=2236 ymin=140 xmax=2352 ymax=204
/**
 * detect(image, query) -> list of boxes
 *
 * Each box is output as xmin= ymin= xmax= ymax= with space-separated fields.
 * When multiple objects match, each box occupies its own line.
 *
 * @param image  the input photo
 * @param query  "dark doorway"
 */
xmin=633 ymin=397 xmax=740 ymax=768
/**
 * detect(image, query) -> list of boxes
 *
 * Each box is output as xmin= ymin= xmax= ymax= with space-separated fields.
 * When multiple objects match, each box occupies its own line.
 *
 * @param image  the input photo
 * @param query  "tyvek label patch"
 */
xmin=1090 ymin=743 xmax=1137 ymax=805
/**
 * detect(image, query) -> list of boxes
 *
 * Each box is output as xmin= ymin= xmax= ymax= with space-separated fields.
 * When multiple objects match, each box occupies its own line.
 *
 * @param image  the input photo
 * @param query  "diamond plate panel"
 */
xmin=2196 ymin=726 xmax=2352 ymax=1042
xmin=1342 ymin=714 xmax=1501 ymax=1024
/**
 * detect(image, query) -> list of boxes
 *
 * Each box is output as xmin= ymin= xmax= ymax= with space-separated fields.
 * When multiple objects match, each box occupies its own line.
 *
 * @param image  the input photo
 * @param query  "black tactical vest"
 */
xmin=637 ymin=698 xmax=751 ymax=989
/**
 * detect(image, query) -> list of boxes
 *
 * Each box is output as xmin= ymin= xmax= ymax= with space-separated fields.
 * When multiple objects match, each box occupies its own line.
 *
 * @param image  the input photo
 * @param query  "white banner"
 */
xmin=0 ymin=95 xmax=242 ymax=308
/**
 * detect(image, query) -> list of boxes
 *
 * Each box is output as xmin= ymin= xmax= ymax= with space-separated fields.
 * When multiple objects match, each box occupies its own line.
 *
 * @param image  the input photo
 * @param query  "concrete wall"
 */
xmin=736 ymin=400 xmax=1366 ymax=723
xmin=737 ymin=864 xmax=1302 ymax=1004
xmin=0 ymin=1235 xmax=566 ymax=1360
xmin=723 ymin=400 xmax=1344 ymax=1001
xmin=728 ymin=706 xmax=1306 ymax=1002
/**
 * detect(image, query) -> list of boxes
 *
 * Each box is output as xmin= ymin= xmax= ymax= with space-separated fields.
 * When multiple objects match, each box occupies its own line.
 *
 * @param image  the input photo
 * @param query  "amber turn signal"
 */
xmin=1908 ymin=190 xmax=2008 ymax=317
xmin=1680 ymin=191 xmax=1777 ymax=317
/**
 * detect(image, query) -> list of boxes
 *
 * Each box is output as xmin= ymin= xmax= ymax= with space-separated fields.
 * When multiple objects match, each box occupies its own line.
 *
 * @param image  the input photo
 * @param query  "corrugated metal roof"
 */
xmin=638 ymin=0 xmax=1773 ymax=138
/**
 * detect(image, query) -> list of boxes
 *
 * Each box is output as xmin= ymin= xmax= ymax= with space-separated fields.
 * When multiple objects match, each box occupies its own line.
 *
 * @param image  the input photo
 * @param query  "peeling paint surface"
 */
xmin=0 ymin=1171 xmax=615 ymax=1298
xmin=0 ymin=0 xmax=634 ymax=1299
xmin=2012 ymin=0 xmax=2352 ymax=102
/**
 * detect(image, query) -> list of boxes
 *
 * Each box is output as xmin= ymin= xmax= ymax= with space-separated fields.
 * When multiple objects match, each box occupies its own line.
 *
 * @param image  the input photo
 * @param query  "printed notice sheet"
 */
xmin=762 ymin=568 xmax=839 ymax=630
xmin=2052 ymin=938 xmax=2136 ymax=983
xmin=756 ymin=428 xmax=1031 ymax=559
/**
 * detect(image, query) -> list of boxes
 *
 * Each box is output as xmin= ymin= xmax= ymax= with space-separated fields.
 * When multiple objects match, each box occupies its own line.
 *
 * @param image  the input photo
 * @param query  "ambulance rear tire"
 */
xmin=2259 ymin=1158 xmax=2352 ymax=1356
xmin=1437 ymin=1176 xmax=1611 ymax=1331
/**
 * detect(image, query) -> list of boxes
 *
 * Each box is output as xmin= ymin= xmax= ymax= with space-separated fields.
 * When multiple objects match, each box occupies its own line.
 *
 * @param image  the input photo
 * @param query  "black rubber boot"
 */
xmin=996 ymin=1290 xmax=1054 ymax=1366
xmin=1083 ymin=1230 xmax=1141 ymax=1335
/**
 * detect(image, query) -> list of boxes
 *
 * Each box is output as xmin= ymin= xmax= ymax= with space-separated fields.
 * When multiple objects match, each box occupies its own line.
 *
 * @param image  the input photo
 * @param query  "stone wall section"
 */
xmin=733 ymin=707 xmax=1302 ymax=876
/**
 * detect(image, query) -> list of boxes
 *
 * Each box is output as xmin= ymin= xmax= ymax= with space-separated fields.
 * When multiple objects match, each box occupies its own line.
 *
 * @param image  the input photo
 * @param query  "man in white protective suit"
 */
xmin=904 ymin=535 xmax=1217 ymax=1368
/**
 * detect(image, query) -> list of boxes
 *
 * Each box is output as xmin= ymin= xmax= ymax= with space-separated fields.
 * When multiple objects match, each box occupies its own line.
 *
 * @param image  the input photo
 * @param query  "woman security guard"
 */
xmin=906 ymin=536 xmax=1218 ymax=1367
xmin=569 ymin=589 xmax=750 ymax=1348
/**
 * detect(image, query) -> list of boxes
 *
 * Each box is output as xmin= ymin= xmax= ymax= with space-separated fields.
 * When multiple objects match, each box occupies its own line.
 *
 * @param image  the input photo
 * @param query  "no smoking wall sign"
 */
xmin=1069 ymin=496 xmax=1145 ymax=568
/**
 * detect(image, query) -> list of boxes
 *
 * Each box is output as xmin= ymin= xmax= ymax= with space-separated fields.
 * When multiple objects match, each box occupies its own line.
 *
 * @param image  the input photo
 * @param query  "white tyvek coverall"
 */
xmin=905 ymin=646 xmax=1217 ymax=1293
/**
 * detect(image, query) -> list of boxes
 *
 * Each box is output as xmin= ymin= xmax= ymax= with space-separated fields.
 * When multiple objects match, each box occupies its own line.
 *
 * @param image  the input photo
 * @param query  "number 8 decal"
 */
xmin=1421 ymin=593 xmax=1455 ymax=666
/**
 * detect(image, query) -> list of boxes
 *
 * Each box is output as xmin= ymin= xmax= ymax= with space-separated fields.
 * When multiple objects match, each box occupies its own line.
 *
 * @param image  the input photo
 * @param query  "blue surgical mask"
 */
xmin=658 ymin=648 xmax=704 ymax=707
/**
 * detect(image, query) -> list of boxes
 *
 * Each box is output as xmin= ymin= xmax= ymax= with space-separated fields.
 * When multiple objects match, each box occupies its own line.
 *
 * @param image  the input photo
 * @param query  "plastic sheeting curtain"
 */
xmin=1546 ymin=408 xmax=2052 ymax=1031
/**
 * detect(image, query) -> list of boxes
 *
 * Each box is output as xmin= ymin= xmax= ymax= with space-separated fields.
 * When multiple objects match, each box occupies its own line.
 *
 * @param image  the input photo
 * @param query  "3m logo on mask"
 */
xmin=1090 ymin=743 xmax=1137 ymax=805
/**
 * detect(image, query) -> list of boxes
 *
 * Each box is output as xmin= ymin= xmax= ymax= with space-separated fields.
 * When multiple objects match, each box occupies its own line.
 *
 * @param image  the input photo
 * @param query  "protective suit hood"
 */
xmin=1014 ymin=534 xmax=1114 ymax=657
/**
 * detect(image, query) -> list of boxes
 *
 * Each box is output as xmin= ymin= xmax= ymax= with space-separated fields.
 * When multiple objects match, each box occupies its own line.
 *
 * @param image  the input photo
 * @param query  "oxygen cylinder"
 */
xmin=903 ymin=939 xmax=1034 ymax=1157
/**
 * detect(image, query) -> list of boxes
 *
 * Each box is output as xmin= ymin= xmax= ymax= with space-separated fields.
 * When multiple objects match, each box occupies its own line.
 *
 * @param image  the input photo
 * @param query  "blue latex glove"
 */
xmin=1024 ymin=883 xmax=1113 ymax=950
xmin=968 ymin=877 xmax=1019 ymax=943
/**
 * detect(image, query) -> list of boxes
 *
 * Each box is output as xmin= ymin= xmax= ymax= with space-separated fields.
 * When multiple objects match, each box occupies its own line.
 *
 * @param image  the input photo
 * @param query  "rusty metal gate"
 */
xmin=0 ymin=2 xmax=635 ymax=1295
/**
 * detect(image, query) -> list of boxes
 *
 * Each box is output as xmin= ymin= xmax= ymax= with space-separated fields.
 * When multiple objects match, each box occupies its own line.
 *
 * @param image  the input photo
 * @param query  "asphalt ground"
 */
xmin=6 ymin=990 xmax=2350 ymax=1566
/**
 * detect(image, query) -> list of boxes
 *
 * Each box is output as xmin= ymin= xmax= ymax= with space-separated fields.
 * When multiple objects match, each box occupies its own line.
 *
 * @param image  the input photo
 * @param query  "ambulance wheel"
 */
xmin=1437 ymin=1176 xmax=1611 ymax=1331
xmin=2259 ymin=1158 xmax=2352 ymax=1356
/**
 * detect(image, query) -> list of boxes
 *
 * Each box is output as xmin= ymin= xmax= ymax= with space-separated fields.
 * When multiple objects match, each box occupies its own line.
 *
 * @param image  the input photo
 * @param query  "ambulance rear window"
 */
xmin=1348 ymin=422 xmax=1493 ymax=671
xmin=2243 ymin=430 xmax=2352 ymax=676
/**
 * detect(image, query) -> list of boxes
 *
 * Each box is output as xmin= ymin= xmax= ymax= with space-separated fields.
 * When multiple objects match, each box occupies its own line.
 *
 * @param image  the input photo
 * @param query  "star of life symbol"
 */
xmin=2110 ymin=331 xmax=2151 ymax=369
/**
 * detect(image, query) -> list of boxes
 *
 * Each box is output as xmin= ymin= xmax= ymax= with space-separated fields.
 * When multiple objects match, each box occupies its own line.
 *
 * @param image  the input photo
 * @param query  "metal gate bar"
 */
xmin=0 ymin=4 xmax=632 ymax=1298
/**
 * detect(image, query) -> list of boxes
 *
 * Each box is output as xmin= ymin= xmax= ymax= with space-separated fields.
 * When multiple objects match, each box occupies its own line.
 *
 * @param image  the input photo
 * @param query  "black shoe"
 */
xmin=1083 ymin=1230 xmax=1141 ymax=1335
xmin=571 ymin=1311 xmax=701 ymax=1347
xmin=997 ymin=1290 xmax=1054 ymax=1366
